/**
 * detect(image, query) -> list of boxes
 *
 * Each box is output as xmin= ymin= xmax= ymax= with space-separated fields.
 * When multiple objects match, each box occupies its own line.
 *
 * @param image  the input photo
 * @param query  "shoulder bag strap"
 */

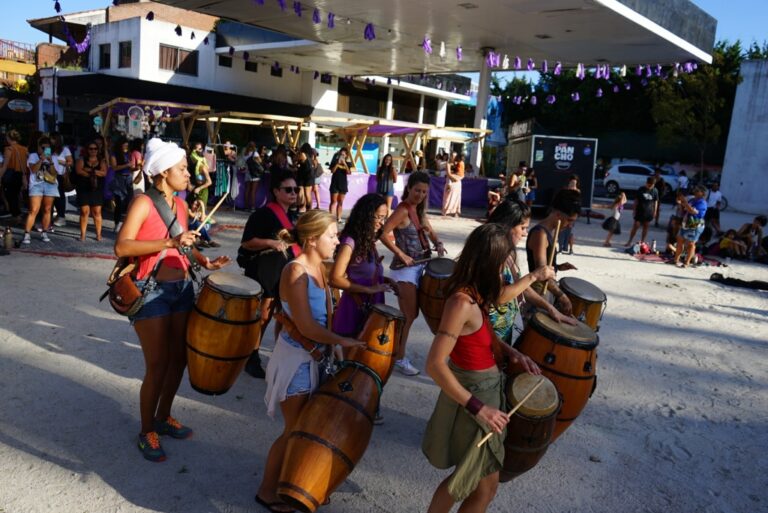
xmin=146 ymin=188 xmax=200 ymax=275
xmin=403 ymin=203 xmax=430 ymax=251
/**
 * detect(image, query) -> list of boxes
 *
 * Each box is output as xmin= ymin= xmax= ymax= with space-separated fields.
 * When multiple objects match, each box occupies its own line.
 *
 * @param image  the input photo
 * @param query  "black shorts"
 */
xmin=76 ymin=186 xmax=104 ymax=207
xmin=296 ymin=169 xmax=314 ymax=187
xmin=634 ymin=211 xmax=654 ymax=223
xmin=704 ymin=208 xmax=720 ymax=222
xmin=330 ymin=171 xmax=348 ymax=194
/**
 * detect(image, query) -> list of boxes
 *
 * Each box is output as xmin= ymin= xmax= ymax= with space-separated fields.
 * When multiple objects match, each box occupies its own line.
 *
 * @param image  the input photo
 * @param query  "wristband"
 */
xmin=465 ymin=395 xmax=484 ymax=416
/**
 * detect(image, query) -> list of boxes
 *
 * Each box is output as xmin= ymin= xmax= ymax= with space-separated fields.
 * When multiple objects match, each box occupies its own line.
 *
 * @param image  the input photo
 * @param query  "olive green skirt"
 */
xmin=422 ymin=362 xmax=506 ymax=501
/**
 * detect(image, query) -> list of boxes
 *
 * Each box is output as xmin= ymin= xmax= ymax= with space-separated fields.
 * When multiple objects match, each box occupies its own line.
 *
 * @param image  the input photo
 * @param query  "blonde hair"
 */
xmin=277 ymin=209 xmax=336 ymax=248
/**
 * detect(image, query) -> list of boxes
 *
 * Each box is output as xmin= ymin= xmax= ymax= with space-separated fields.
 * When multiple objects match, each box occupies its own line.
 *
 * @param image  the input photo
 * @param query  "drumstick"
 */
xmin=541 ymin=220 xmax=561 ymax=295
xmin=390 ymin=257 xmax=432 ymax=270
xmin=476 ymin=377 xmax=545 ymax=448
xmin=193 ymin=193 xmax=228 ymax=235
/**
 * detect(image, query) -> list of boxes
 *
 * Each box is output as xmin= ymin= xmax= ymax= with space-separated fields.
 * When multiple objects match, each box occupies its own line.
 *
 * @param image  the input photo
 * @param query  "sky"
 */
xmin=3 ymin=0 xmax=765 ymax=51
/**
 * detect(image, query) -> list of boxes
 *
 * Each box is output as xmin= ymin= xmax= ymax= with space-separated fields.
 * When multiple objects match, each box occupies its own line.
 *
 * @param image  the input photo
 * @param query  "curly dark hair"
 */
xmin=339 ymin=193 xmax=387 ymax=261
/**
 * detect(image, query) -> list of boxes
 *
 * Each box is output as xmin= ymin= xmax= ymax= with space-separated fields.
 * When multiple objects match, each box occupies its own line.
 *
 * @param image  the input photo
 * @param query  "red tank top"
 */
xmin=135 ymin=195 xmax=190 ymax=280
xmin=449 ymin=317 xmax=496 ymax=370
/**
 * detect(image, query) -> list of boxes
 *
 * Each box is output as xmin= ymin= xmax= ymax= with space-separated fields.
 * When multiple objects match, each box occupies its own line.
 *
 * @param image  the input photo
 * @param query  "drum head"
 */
xmin=425 ymin=258 xmax=455 ymax=278
xmin=206 ymin=272 xmax=263 ymax=298
xmin=559 ymin=277 xmax=606 ymax=303
xmin=370 ymin=303 xmax=405 ymax=321
xmin=509 ymin=374 xmax=559 ymax=417
xmin=531 ymin=311 xmax=598 ymax=349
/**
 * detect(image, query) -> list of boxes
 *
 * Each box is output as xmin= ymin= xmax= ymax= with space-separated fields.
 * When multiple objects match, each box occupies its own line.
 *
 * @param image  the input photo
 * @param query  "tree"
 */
xmin=648 ymin=41 xmax=743 ymax=177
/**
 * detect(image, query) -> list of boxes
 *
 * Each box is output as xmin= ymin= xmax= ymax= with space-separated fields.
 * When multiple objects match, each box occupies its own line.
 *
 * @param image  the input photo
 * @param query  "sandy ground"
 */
xmin=0 ymin=201 xmax=766 ymax=513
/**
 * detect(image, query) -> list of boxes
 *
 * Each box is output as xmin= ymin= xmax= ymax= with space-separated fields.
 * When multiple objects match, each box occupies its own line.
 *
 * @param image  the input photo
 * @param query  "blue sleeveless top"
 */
xmin=280 ymin=261 xmax=328 ymax=349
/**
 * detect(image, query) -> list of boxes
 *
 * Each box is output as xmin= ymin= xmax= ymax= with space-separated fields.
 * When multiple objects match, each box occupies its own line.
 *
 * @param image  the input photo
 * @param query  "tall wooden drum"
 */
xmin=500 ymin=374 xmax=560 ymax=482
xmin=418 ymin=257 xmax=455 ymax=334
xmin=559 ymin=277 xmax=607 ymax=331
xmin=346 ymin=304 xmax=404 ymax=385
xmin=186 ymin=272 xmax=262 ymax=395
xmin=515 ymin=312 xmax=598 ymax=441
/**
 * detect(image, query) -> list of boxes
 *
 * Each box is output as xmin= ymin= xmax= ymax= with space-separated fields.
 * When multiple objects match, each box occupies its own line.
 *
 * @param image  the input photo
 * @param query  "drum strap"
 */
xmin=146 ymin=187 xmax=200 ymax=280
xmin=266 ymin=202 xmax=301 ymax=258
xmin=273 ymin=263 xmax=334 ymax=363
xmin=401 ymin=203 xmax=431 ymax=253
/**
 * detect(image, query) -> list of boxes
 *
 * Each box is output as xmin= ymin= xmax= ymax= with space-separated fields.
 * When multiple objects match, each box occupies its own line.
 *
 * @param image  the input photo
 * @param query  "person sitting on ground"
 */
xmin=736 ymin=215 xmax=767 ymax=259
xmin=625 ymin=176 xmax=658 ymax=247
xmin=187 ymin=196 xmax=220 ymax=248
xmin=718 ymin=229 xmax=747 ymax=259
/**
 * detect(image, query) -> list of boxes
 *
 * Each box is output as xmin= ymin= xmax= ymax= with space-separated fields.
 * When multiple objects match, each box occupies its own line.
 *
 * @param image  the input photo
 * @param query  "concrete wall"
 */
xmin=720 ymin=60 xmax=768 ymax=215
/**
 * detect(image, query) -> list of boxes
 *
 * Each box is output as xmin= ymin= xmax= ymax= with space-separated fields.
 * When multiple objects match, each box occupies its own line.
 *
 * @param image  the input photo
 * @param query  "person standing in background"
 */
xmin=625 ymin=177 xmax=658 ymax=248
xmin=50 ymin=132 xmax=73 ymax=227
xmin=329 ymin=147 xmax=355 ymax=223
xmin=129 ymin=139 xmax=146 ymax=194
xmin=0 ymin=129 xmax=29 ymax=224
xmin=441 ymin=152 xmax=464 ymax=217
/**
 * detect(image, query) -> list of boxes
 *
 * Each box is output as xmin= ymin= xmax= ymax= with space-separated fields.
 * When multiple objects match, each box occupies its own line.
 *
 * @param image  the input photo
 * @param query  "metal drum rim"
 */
xmin=559 ymin=277 xmax=607 ymax=303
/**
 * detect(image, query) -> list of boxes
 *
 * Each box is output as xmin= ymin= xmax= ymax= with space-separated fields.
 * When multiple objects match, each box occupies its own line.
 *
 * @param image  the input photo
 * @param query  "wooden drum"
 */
xmin=515 ymin=312 xmax=598 ymax=441
xmin=186 ymin=272 xmax=262 ymax=395
xmin=559 ymin=277 xmax=607 ymax=331
xmin=278 ymin=367 xmax=380 ymax=512
xmin=418 ymin=257 xmax=455 ymax=334
xmin=500 ymin=374 xmax=560 ymax=482
xmin=346 ymin=304 xmax=404 ymax=385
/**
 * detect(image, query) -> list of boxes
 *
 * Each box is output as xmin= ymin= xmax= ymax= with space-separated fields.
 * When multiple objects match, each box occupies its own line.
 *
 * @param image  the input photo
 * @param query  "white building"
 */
xmin=721 ymin=60 xmax=768 ymax=215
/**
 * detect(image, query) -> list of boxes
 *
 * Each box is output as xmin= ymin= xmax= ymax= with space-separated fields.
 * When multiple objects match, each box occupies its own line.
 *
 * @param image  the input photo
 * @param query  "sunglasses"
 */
xmin=280 ymin=186 xmax=300 ymax=194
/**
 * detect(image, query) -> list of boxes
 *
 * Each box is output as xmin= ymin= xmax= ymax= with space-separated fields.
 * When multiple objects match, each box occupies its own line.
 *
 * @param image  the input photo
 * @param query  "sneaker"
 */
xmin=207 ymin=240 xmax=221 ymax=248
xmin=21 ymin=233 xmax=31 ymax=245
xmin=394 ymin=358 xmax=420 ymax=376
xmin=137 ymin=432 xmax=166 ymax=462
xmin=374 ymin=412 xmax=384 ymax=425
xmin=41 ymin=232 xmax=51 ymax=243
xmin=46 ymin=226 xmax=54 ymax=233
xmin=154 ymin=416 xmax=194 ymax=439
xmin=53 ymin=217 xmax=67 ymax=227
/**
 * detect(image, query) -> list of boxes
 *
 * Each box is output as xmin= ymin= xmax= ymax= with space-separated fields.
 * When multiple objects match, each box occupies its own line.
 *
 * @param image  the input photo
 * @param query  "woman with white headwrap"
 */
xmin=115 ymin=138 xmax=231 ymax=463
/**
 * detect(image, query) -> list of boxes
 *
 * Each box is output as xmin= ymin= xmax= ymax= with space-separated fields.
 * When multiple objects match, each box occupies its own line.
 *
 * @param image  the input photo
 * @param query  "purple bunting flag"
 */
xmin=54 ymin=1 xmax=61 ymax=13
xmin=364 ymin=23 xmax=376 ymax=41
xmin=277 ymin=0 xmax=286 ymax=11
xmin=422 ymin=36 xmax=432 ymax=55
xmin=229 ymin=46 xmax=235 ymax=56
xmin=527 ymin=58 xmax=535 ymax=71
xmin=546 ymin=95 xmax=556 ymax=104
xmin=514 ymin=56 xmax=521 ymax=70
xmin=146 ymin=11 xmax=154 ymax=21
xmin=541 ymin=60 xmax=548 ymax=74
xmin=203 ymin=36 xmax=209 ymax=45
xmin=243 ymin=52 xmax=250 ymax=61
xmin=554 ymin=62 xmax=562 ymax=75
xmin=328 ymin=12 xmax=335 ymax=28
xmin=190 ymin=31 xmax=196 ymax=40
xmin=175 ymin=25 xmax=182 ymax=36
xmin=596 ymin=88 xmax=603 ymax=98
xmin=293 ymin=1 xmax=302 ymax=16
xmin=530 ymin=96 xmax=538 ymax=105
xmin=456 ymin=46 xmax=463 ymax=61
xmin=313 ymin=8 xmax=321 ymax=24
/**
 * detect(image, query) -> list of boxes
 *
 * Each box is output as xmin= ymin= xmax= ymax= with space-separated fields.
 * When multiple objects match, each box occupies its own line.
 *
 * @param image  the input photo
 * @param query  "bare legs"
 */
xmin=394 ymin=282 xmax=418 ymax=361
xmin=673 ymin=235 xmax=697 ymax=267
xmin=311 ymin=184 xmax=321 ymax=209
xmin=256 ymin=395 xmax=309 ymax=512
xmin=246 ymin=180 xmax=260 ymax=210
xmin=134 ymin=311 xmax=189 ymax=434
xmin=427 ymin=471 xmax=500 ymax=513
xmin=329 ymin=193 xmax=345 ymax=222
xmin=301 ymin=186 xmax=312 ymax=212
xmin=625 ymin=220 xmax=649 ymax=247
xmin=78 ymin=205 xmax=103 ymax=241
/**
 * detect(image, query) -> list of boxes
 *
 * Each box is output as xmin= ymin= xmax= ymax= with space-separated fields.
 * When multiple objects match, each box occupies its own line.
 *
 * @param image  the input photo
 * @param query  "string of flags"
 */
xmin=53 ymin=0 xmax=701 ymax=105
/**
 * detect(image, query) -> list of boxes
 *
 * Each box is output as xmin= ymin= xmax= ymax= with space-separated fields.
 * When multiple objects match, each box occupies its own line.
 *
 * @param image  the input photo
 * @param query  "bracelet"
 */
xmin=465 ymin=395 xmax=484 ymax=416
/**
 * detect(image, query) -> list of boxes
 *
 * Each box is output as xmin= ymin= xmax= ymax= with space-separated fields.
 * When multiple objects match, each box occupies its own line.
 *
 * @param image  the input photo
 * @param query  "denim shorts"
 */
xmin=129 ymin=279 xmax=195 ymax=323
xmin=29 ymin=180 xmax=60 ymax=197
xmin=680 ymin=224 xmax=705 ymax=243
xmin=286 ymin=361 xmax=312 ymax=396
xmin=389 ymin=262 xmax=426 ymax=285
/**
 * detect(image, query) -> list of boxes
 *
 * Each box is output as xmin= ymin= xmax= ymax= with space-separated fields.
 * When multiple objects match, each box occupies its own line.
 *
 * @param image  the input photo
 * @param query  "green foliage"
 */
xmin=489 ymin=40 xmax=760 ymax=165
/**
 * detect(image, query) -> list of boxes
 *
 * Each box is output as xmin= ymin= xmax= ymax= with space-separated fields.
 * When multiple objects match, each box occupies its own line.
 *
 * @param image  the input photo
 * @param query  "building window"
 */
xmin=270 ymin=65 xmax=283 ymax=77
xmin=245 ymin=61 xmax=258 ymax=73
xmin=118 ymin=41 xmax=132 ymax=68
xmin=98 ymin=43 xmax=111 ymax=69
xmin=159 ymin=44 xmax=198 ymax=76
xmin=218 ymin=55 xmax=232 ymax=67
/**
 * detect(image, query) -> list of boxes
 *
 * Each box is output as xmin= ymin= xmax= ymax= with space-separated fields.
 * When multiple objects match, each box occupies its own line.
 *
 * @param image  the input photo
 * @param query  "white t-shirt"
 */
xmin=678 ymin=175 xmax=689 ymax=189
xmin=707 ymin=189 xmax=723 ymax=208
xmin=27 ymin=153 xmax=55 ymax=187
xmin=52 ymin=146 xmax=72 ymax=175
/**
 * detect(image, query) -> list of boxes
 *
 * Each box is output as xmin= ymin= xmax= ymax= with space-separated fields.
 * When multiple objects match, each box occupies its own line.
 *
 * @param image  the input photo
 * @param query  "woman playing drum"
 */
xmin=380 ymin=171 xmax=447 ymax=376
xmin=330 ymin=193 xmax=393 ymax=337
xmin=115 ymin=138 xmax=230 ymax=462
xmin=422 ymin=224 xmax=540 ymax=513
xmin=487 ymin=198 xmax=574 ymax=345
xmin=257 ymin=210 xmax=365 ymax=513
xmin=239 ymin=170 xmax=300 ymax=378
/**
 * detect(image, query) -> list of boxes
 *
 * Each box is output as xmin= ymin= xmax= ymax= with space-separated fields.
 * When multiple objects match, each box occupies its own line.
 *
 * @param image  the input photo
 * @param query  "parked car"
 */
xmin=603 ymin=162 xmax=678 ymax=198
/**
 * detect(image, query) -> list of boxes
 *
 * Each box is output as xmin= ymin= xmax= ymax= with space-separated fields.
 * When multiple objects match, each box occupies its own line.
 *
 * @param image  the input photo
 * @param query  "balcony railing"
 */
xmin=0 ymin=40 xmax=36 ymax=64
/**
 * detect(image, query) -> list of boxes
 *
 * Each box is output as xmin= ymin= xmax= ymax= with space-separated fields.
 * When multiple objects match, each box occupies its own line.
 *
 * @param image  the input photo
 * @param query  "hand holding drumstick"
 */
xmin=476 ymin=376 xmax=546 ymax=448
